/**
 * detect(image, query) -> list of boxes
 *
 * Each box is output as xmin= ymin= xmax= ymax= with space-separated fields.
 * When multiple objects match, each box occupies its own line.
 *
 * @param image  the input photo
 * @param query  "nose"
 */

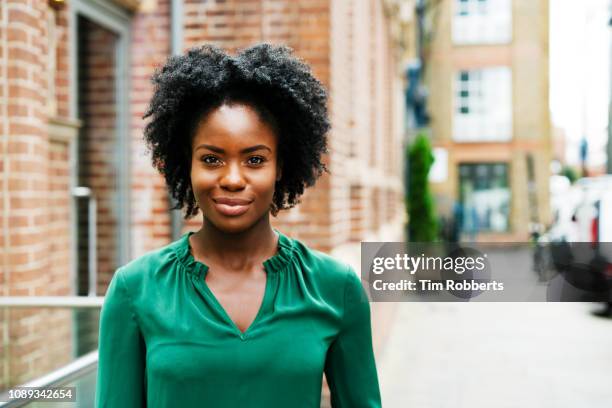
xmin=219 ymin=161 xmax=246 ymax=191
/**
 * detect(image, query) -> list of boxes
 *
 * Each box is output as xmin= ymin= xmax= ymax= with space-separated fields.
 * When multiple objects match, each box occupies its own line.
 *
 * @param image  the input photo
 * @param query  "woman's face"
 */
xmin=190 ymin=103 xmax=280 ymax=234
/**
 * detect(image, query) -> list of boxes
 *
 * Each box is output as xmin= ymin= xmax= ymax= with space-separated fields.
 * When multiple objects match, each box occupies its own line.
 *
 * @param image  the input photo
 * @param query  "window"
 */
xmin=453 ymin=0 xmax=512 ymax=44
xmin=453 ymin=67 xmax=512 ymax=142
xmin=458 ymin=163 xmax=510 ymax=233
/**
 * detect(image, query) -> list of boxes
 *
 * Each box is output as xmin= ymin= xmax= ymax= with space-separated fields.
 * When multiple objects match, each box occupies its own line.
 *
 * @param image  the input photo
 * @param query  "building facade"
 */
xmin=424 ymin=0 xmax=552 ymax=241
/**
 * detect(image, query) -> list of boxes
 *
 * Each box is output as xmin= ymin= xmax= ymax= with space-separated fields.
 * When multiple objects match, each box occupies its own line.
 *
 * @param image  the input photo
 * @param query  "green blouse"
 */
xmin=95 ymin=230 xmax=381 ymax=408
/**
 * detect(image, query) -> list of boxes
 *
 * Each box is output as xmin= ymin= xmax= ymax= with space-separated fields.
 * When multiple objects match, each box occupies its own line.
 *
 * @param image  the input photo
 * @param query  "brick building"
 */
xmin=0 ymin=0 xmax=405 ymax=394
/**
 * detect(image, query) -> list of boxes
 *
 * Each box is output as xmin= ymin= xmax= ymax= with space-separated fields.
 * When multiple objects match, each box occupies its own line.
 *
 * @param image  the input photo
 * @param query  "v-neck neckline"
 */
xmin=198 ymin=268 xmax=275 ymax=337
xmin=180 ymin=229 xmax=292 ymax=338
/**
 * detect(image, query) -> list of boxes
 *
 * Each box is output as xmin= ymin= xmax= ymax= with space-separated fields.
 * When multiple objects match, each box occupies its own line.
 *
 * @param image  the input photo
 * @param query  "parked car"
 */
xmin=545 ymin=176 xmax=612 ymax=304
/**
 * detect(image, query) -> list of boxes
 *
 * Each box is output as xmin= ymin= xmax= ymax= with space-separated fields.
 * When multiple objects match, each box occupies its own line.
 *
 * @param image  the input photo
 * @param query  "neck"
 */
xmin=191 ymin=213 xmax=278 ymax=271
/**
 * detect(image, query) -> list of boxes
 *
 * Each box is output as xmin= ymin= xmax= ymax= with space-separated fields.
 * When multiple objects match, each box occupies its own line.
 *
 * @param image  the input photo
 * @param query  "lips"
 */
xmin=212 ymin=197 xmax=252 ymax=217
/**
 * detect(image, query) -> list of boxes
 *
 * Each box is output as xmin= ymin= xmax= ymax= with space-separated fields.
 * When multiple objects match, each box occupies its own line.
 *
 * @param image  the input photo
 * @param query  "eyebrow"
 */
xmin=195 ymin=144 xmax=272 ymax=154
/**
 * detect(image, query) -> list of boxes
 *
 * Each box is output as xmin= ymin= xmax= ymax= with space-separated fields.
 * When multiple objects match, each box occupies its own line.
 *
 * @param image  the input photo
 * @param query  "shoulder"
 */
xmin=288 ymin=236 xmax=363 ymax=298
xmin=287 ymin=236 xmax=370 ymax=327
xmin=112 ymin=237 xmax=184 ymax=294
xmin=292 ymin=238 xmax=351 ymax=273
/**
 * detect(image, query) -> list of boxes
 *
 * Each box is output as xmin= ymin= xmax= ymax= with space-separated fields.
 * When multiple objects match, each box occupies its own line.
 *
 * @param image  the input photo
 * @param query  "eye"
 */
xmin=247 ymin=156 xmax=266 ymax=166
xmin=201 ymin=155 xmax=221 ymax=166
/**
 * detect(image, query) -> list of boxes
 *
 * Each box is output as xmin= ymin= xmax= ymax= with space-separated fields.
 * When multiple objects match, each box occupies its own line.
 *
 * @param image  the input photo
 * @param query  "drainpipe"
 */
xmin=72 ymin=187 xmax=97 ymax=296
xmin=170 ymin=0 xmax=184 ymax=241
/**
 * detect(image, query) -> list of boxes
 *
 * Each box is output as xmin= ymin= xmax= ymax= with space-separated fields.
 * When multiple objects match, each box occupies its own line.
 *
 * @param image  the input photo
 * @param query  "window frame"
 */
xmin=452 ymin=0 xmax=513 ymax=45
xmin=69 ymin=0 xmax=132 ymax=289
xmin=452 ymin=66 xmax=513 ymax=142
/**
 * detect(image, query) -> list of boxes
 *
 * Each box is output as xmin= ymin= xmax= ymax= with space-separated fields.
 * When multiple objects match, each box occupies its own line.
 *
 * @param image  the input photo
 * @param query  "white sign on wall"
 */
xmin=429 ymin=148 xmax=448 ymax=183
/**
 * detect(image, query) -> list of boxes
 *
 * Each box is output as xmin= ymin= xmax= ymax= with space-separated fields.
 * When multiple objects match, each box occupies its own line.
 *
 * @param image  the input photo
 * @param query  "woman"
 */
xmin=95 ymin=44 xmax=381 ymax=408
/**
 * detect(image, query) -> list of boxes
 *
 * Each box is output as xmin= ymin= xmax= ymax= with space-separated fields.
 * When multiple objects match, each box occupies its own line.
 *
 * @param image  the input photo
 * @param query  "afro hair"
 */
xmin=143 ymin=43 xmax=330 ymax=219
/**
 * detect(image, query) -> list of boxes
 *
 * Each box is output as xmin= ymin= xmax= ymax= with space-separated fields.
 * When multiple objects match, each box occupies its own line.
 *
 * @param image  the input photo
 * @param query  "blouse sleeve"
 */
xmin=95 ymin=268 xmax=146 ymax=408
xmin=324 ymin=266 xmax=382 ymax=407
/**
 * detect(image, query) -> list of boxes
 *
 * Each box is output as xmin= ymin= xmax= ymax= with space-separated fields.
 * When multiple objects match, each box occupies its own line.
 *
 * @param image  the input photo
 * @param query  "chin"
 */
xmin=204 ymin=214 xmax=260 ymax=234
xmin=208 ymin=220 xmax=249 ymax=234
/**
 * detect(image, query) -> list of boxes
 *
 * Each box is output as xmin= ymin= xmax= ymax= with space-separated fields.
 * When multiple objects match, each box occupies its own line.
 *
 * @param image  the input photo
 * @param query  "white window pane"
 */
xmin=453 ymin=66 xmax=512 ymax=142
xmin=452 ymin=0 xmax=511 ymax=44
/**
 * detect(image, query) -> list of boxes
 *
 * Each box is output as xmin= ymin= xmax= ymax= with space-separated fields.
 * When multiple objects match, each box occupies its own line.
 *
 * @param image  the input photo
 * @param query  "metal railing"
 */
xmin=0 ymin=300 xmax=103 ymax=406
xmin=0 ymin=297 xmax=104 ymax=308
xmin=0 ymin=351 xmax=98 ymax=407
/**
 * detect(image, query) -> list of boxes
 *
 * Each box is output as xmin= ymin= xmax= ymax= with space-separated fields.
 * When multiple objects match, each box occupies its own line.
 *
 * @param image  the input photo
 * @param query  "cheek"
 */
xmin=252 ymin=169 xmax=279 ymax=191
xmin=190 ymin=168 xmax=216 ymax=190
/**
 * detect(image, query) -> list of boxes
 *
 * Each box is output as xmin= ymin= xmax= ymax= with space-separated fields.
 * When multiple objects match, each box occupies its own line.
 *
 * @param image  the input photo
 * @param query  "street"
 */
xmin=377 ymin=302 xmax=612 ymax=407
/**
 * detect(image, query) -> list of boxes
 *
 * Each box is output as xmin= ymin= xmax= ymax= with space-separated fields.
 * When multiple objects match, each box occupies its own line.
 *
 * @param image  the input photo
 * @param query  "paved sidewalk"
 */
xmin=377 ymin=302 xmax=612 ymax=407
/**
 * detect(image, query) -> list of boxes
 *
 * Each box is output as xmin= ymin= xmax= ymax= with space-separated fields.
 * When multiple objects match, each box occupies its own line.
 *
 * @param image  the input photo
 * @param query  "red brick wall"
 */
xmin=54 ymin=5 xmax=71 ymax=119
xmin=77 ymin=17 xmax=120 ymax=292
xmin=328 ymin=0 xmax=353 ymax=248
xmin=48 ymin=138 xmax=72 ymax=296
xmin=1 ymin=0 xmax=73 ymax=388
xmin=329 ymin=0 xmax=404 ymax=245
xmin=350 ymin=185 xmax=365 ymax=241
xmin=1 ymin=2 xmax=6 ymax=388
xmin=4 ymin=0 xmax=51 ymax=295
xmin=129 ymin=0 xmax=172 ymax=260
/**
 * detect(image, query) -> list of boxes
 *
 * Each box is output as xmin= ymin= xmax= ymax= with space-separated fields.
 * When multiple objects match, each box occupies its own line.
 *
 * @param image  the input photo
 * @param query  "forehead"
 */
xmin=192 ymin=103 xmax=278 ymax=149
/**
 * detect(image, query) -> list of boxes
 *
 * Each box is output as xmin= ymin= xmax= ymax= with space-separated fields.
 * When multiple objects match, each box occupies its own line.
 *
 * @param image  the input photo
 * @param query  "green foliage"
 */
xmin=561 ymin=165 xmax=578 ymax=184
xmin=406 ymin=133 xmax=438 ymax=242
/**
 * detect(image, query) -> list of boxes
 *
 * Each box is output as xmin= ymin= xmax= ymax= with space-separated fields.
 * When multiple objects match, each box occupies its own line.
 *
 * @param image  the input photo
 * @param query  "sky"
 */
xmin=549 ymin=0 xmax=611 ymax=167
